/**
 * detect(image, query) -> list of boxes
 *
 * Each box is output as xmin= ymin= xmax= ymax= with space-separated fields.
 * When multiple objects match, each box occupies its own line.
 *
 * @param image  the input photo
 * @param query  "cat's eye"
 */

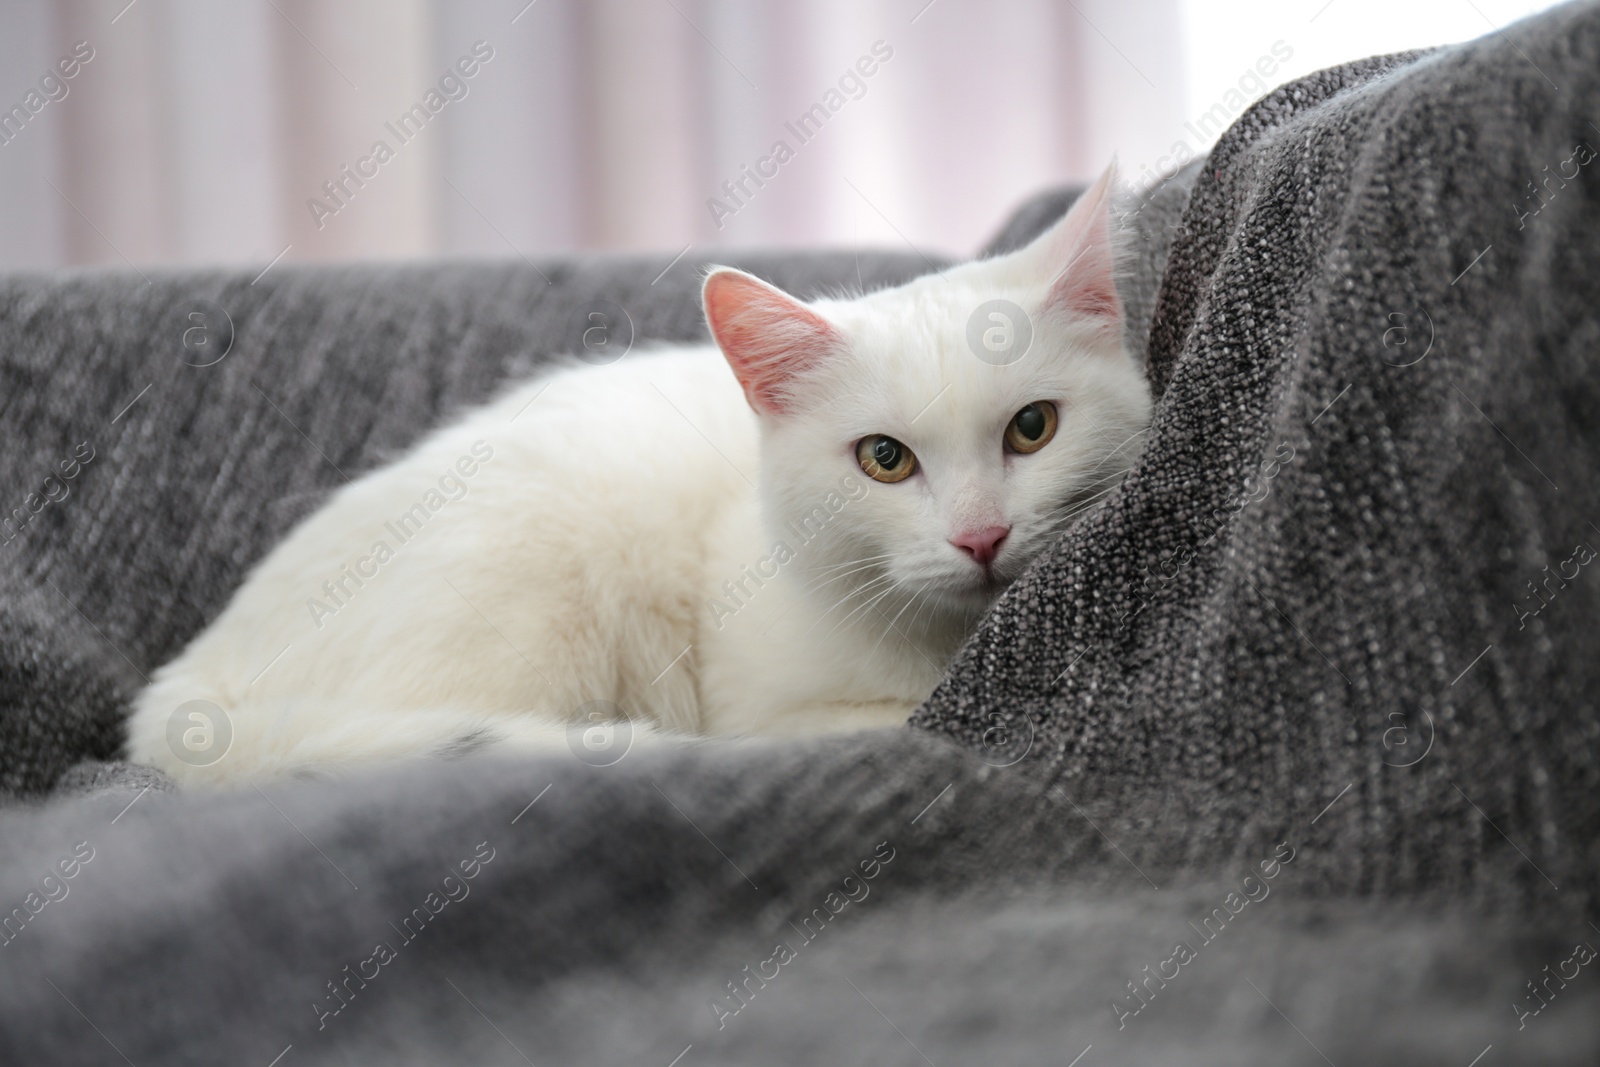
xmin=856 ymin=434 xmax=917 ymax=483
xmin=1004 ymin=402 xmax=1058 ymax=454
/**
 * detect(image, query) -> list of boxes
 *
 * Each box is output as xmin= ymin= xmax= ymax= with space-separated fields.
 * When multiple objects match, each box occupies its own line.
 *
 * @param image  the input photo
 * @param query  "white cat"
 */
xmin=126 ymin=164 xmax=1151 ymax=784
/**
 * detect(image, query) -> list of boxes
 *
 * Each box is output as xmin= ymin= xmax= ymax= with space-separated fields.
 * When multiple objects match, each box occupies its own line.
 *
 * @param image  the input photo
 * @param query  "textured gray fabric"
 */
xmin=2 ymin=733 xmax=1596 ymax=1066
xmin=3 ymin=5 xmax=1600 ymax=1062
xmin=918 ymin=9 xmax=1600 ymax=913
xmin=47 ymin=759 xmax=176 ymax=801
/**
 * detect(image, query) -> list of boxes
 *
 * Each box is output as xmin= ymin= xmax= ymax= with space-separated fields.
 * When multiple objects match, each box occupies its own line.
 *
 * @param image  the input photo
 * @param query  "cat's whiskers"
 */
xmin=1001 ymin=430 xmax=1147 ymax=557
xmin=756 ymin=554 xmax=895 ymax=638
xmin=804 ymin=550 xmax=895 ymax=576
xmin=1095 ymin=425 xmax=1152 ymax=464
xmin=865 ymin=579 xmax=935 ymax=660
xmin=795 ymin=563 xmax=896 ymax=611
xmin=1053 ymin=461 xmax=1138 ymax=502
xmin=901 ymin=577 xmax=943 ymax=641
xmin=803 ymin=572 xmax=896 ymax=637
xmin=797 ymin=553 xmax=896 ymax=595
xmin=1040 ymin=480 xmax=1125 ymax=524
xmin=1071 ymin=460 xmax=1140 ymax=490
xmin=1003 ymin=482 xmax=1127 ymax=563
xmin=825 ymin=580 xmax=902 ymax=641
xmin=1052 ymin=474 xmax=1125 ymax=508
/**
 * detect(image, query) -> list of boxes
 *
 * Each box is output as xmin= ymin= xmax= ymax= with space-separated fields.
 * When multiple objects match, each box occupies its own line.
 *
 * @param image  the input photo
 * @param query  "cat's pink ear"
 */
xmin=1028 ymin=161 xmax=1122 ymax=328
xmin=703 ymin=268 xmax=840 ymax=415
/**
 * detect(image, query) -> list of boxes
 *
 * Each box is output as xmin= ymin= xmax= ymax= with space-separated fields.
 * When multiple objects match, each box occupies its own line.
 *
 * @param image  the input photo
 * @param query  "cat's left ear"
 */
xmin=703 ymin=267 xmax=841 ymax=416
xmin=1020 ymin=161 xmax=1122 ymax=329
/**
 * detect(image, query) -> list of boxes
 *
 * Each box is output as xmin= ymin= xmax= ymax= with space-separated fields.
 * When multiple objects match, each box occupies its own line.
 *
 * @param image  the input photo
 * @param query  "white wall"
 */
xmin=1178 ymin=0 xmax=1567 ymax=139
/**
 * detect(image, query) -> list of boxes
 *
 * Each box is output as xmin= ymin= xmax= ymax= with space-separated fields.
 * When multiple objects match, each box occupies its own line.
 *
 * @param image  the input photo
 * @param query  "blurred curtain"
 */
xmin=0 ymin=0 xmax=1184 ymax=269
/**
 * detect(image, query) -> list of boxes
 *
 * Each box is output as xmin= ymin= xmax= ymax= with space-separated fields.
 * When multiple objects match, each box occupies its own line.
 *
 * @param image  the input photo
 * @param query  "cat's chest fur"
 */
xmin=695 ymin=488 xmax=951 ymax=735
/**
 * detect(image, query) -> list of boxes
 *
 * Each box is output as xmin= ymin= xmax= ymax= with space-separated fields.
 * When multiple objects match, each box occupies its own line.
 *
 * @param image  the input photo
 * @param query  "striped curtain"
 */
xmin=0 ymin=0 xmax=1184 ymax=269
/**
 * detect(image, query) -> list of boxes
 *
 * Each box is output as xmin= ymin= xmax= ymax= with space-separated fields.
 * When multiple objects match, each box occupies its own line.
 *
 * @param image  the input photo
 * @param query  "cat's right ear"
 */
xmin=1016 ymin=161 xmax=1122 ymax=332
xmin=703 ymin=268 xmax=841 ymax=416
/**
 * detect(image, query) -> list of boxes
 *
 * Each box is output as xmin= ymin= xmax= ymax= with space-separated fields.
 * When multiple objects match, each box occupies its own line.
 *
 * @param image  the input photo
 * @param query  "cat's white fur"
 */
xmin=126 ymin=164 xmax=1151 ymax=784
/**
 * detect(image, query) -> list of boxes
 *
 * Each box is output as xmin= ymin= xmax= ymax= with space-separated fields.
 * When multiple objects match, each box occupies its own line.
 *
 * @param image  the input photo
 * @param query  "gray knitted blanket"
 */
xmin=3 ymin=4 xmax=1600 ymax=1062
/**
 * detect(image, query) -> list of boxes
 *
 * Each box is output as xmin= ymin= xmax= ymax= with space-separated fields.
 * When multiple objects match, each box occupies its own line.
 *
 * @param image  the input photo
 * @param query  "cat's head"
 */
xmin=702 ymin=163 xmax=1151 ymax=623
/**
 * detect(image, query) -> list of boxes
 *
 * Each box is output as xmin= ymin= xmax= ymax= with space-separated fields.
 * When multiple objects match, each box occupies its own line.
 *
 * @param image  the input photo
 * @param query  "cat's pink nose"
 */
xmin=950 ymin=525 xmax=1010 ymax=567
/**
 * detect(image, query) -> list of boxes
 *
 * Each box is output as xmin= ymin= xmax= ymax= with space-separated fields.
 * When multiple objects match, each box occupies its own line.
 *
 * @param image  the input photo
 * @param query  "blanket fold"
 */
xmin=918 ymin=5 xmax=1600 ymax=913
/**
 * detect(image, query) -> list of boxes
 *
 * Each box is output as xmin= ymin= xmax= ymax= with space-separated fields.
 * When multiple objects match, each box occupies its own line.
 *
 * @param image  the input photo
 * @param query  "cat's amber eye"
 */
xmin=1004 ymin=401 xmax=1058 ymax=454
xmin=856 ymin=434 xmax=917 ymax=483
